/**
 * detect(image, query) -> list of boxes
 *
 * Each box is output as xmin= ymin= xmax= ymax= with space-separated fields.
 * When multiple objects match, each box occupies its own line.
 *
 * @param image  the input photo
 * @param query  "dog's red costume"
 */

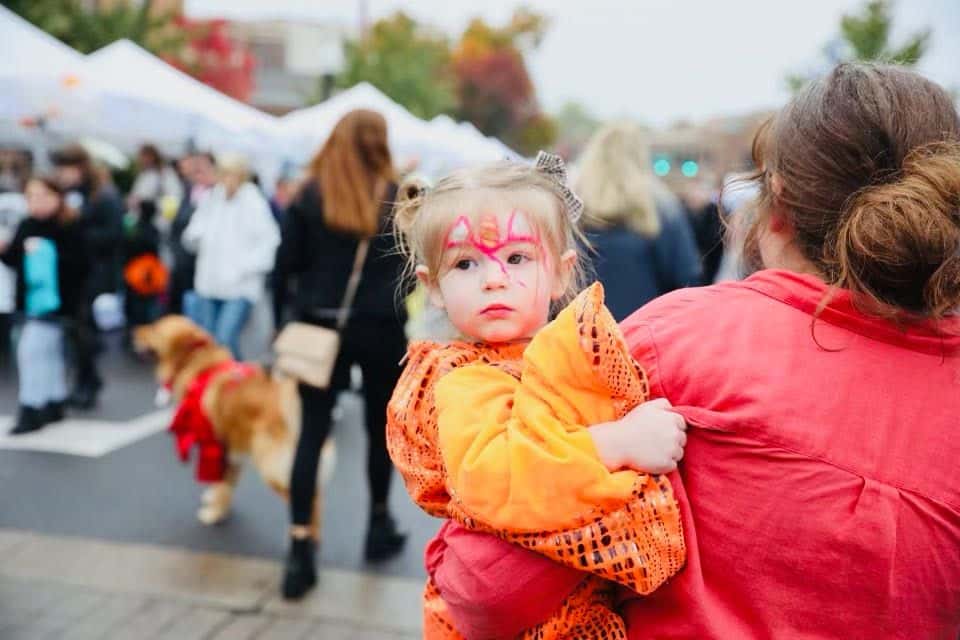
xmin=168 ymin=361 xmax=257 ymax=483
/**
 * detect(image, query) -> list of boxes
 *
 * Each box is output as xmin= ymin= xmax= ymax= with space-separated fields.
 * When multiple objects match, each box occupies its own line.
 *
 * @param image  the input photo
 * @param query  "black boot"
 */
xmin=364 ymin=507 xmax=407 ymax=562
xmin=10 ymin=405 xmax=45 ymax=435
xmin=281 ymin=537 xmax=316 ymax=600
xmin=41 ymin=400 xmax=65 ymax=424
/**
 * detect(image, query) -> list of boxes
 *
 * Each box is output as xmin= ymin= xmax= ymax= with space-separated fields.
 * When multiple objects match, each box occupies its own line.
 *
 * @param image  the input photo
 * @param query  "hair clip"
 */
xmin=534 ymin=151 xmax=584 ymax=223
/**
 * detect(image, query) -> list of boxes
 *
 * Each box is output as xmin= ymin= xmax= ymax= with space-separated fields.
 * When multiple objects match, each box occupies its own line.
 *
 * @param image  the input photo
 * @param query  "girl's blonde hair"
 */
xmin=575 ymin=121 xmax=660 ymax=237
xmin=394 ymin=160 xmax=589 ymax=310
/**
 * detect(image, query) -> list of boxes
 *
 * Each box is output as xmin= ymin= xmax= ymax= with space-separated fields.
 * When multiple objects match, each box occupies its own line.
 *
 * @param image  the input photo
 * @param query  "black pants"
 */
xmin=0 ymin=312 xmax=12 ymax=370
xmin=289 ymin=318 xmax=407 ymax=526
xmin=68 ymin=305 xmax=102 ymax=390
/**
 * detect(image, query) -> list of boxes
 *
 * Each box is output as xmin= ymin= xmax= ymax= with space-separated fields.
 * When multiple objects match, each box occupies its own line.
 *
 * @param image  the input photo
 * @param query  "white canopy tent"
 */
xmin=427 ymin=114 xmax=518 ymax=164
xmin=0 ymin=6 xmax=176 ymax=155
xmin=280 ymin=83 xmax=518 ymax=178
xmin=86 ymin=40 xmax=283 ymax=160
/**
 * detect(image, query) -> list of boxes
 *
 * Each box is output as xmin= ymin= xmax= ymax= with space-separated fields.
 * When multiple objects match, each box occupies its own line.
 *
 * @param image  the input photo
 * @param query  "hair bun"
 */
xmin=393 ymin=175 xmax=431 ymax=234
xmin=833 ymin=142 xmax=960 ymax=315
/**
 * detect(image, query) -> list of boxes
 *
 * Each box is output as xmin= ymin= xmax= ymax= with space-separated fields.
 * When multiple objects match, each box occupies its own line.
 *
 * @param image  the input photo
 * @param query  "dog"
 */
xmin=134 ymin=315 xmax=334 ymax=536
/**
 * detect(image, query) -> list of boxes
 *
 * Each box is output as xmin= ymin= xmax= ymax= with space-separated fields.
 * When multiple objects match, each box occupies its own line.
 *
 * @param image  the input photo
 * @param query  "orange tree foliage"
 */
xmin=452 ymin=10 xmax=555 ymax=154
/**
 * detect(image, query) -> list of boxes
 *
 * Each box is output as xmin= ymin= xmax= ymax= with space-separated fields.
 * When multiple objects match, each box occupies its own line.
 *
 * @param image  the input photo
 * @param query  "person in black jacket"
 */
xmin=274 ymin=109 xmax=408 ymax=599
xmin=0 ymin=176 xmax=89 ymax=434
xmin=51 ymin=145 xmax=124 ymax=409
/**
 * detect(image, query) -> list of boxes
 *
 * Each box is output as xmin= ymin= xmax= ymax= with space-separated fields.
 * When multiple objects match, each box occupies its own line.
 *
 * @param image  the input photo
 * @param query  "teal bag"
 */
xmin=24 ymin=237 xmax=60 ymax=317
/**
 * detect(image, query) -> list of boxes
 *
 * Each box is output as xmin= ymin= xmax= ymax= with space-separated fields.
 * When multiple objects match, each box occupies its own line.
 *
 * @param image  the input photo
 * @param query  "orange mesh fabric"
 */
xmin=387 ymin=340 xmax=525 ymax=518
xmin=424 ymin=575 xmax=627 ymax=640
xmin=386 ymin=283 xmax=685 ymax=639
xmin=439 ymin=284 xmax=685 ymax=593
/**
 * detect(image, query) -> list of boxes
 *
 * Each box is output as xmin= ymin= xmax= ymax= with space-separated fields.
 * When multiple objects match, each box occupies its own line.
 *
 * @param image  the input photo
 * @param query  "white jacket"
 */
xmin=182 ymin=183 xmax=280 ymax=302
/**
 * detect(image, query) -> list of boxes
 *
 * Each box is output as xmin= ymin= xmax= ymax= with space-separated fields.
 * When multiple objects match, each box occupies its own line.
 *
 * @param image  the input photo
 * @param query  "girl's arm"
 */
xmin=438 ymin=284 xmax=686 ymax=594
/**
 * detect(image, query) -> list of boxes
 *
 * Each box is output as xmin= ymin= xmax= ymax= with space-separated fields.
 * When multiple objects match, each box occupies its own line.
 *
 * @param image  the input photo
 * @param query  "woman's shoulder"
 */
xmin=627 ymin=278 xmax=760 ymax=325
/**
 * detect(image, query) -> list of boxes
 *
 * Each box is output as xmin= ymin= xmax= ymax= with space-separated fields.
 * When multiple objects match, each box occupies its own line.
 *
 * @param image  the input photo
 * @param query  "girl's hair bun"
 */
xmin=393 ymin=175 xmax=430 ymax=235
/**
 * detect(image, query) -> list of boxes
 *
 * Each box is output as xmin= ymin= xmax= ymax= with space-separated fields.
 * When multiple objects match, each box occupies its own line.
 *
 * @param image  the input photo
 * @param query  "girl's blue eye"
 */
xmin=506 ymin=253 xmax=529 ymax=265
xmin=455 ymin=259 xmax=475 ymax=270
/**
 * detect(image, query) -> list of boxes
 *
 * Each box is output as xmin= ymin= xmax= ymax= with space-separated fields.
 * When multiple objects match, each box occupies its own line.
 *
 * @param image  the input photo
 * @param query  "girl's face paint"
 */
xmin=444 ymin=211 xmax=541 ymax=286
xmin=428 ymin=209 xmax=561 ymax=344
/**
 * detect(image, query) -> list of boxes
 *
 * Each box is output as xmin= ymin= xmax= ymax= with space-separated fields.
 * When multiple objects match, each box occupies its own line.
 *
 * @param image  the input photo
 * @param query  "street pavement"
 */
xmin=0 ymin=320 xmax=439 ymax=637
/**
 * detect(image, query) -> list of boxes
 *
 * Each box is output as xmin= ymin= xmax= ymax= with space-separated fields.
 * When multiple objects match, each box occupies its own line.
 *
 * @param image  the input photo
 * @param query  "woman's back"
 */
xmin=589 ymin=194 xmax=701 ymax=320
xmin=619 ymin=269 xmax=960 ymax=639
xmin=278 ymin=180 xmax=404 ymax=322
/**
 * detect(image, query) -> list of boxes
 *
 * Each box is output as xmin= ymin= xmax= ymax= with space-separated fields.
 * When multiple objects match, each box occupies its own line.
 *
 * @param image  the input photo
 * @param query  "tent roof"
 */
xmin=281 ymin=83 xmax=516 ymax=173
xmin=0 ymin=6 xmax=87 ymax=76
xmin=87 ymin=39 xmax=278 ymax=135
xmin=281 ymin=82 xmax=429 ymax=136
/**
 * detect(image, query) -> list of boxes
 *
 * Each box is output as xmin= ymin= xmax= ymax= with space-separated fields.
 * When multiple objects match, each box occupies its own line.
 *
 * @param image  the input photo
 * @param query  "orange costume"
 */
xmin=387 ymin=284 xmax=686 ymax=638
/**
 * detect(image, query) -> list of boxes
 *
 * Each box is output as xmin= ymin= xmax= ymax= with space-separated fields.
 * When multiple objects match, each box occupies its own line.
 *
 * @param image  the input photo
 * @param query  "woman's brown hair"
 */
xmin=306 ymin=109 xmax=396 ymax=237
xmin=26 ymin=175 xmax=78 ymax=225
xmin=745 ymin=62 xmax=960 ymax=319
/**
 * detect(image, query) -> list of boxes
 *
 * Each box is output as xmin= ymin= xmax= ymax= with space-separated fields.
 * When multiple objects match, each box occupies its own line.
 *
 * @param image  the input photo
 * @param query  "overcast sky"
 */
xmin=186 ymin=0 xmax=959 ymax=127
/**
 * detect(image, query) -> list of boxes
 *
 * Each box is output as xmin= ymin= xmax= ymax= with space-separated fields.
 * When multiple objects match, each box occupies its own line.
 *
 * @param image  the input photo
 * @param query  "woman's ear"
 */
xmin=416 ymin=265 xmax=445 ymax=309
xmin=765 ymin=173 xmax=793 ymax=234
xmin=551 ymin=250 xmax=577 ymax=300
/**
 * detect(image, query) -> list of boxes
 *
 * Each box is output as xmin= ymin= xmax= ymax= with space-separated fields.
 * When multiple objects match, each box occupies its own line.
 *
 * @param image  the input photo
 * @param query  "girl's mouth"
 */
xmin=480 ymin=304 xmax=514 ymax=317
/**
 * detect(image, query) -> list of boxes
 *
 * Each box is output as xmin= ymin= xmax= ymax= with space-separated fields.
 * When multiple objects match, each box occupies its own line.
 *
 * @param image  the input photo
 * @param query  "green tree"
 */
xmin=332 ymin=12 xmax=457 ymax=119
xmin=4 ymin=0 xmax=182 ymax=55
xmin=787 ymin=0 xmax=930 ymax=91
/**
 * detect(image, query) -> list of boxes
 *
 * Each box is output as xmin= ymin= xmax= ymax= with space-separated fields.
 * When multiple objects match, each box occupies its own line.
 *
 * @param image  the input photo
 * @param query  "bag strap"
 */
xmin=331 ymin=180 xmax=388 ymax=331
xmin=334 ymin=238 xmax=369 ymax=331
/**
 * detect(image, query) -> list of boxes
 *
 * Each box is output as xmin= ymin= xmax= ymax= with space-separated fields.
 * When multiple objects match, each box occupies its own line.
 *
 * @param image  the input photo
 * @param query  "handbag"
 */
xmin=273 ymin=238 xmax=370 ymax=388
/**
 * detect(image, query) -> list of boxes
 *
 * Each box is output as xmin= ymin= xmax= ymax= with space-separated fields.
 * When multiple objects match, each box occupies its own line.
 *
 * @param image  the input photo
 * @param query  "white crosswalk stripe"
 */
xmin=0 ymin=410 xmax=171 ymax=457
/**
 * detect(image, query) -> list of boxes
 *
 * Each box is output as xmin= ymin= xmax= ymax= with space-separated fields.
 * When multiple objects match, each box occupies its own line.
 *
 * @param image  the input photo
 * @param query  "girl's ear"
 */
xmin=416 ymin=265 xmax=445 ymax=309
xmin=551 ymin=250 xmax=577 ymax=300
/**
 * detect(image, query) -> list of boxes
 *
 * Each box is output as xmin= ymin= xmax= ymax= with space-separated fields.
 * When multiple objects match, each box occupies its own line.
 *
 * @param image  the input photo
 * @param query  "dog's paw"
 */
xmin=197 ymin=504 xmax=230 ymax=525
xmin=201 ymin=485 xmax=231 ymax=506
xmin=154 ymin=387 xmax=172 ymax=408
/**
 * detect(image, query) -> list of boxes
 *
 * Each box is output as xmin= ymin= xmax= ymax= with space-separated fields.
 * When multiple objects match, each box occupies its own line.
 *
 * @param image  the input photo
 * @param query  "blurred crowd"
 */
xmin=0 ymin=123 xmax=741 ymax=431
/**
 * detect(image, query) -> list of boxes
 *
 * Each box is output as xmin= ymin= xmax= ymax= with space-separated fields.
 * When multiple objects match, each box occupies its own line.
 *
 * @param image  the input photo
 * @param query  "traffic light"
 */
xmin=653 ymin=157 xmax=671 ymax=177
xmin=681 ymin=160 xmax=699 ymax=178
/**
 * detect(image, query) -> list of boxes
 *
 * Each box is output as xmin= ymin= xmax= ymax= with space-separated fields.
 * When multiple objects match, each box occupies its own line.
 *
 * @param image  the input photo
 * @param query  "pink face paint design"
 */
xmin=443 ymin=210 xmax=541 ymax=284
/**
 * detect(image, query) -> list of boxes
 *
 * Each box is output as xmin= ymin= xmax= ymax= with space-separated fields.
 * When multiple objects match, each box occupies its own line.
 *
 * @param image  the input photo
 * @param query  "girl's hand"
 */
xmin=589 ymin=398 xmax=687 ymax=474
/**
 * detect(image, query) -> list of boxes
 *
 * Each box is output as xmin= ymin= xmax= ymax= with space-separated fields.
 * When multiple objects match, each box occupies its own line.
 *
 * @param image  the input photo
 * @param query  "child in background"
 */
xmin=387 ymin=153 xmax=687 ymax=639
xmin=0 ymin=177 xmax=89 ymax=434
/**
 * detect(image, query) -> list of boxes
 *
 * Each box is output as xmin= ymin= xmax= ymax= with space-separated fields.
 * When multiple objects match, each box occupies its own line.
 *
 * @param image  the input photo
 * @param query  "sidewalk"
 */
xmin=0 ymin=528 xmax=422 ymax=639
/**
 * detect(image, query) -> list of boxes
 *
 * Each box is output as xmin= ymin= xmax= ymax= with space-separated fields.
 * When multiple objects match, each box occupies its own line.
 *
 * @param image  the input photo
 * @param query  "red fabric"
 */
xmin=168 ymin=361 xmax=257 ymax=483
xmin=613 ymin=270 xmax=960 ymax=639
xmin=425 ymin=520 xmax=584 ymax=639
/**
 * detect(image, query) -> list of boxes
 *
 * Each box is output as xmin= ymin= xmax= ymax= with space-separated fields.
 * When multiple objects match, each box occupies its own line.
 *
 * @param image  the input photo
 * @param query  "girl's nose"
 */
xmin=481 ymin=258 xmax=508 ymax=290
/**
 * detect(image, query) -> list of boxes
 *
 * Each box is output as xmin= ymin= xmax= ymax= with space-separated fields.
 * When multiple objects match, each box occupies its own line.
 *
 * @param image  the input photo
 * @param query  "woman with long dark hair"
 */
xmin=275 ymin=110 xmax=408 ymax=599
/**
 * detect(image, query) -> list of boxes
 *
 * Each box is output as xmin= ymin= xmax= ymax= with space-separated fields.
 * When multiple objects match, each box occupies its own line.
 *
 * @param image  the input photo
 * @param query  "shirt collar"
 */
xmin=741 ymin=269 xmax=960 ymax=356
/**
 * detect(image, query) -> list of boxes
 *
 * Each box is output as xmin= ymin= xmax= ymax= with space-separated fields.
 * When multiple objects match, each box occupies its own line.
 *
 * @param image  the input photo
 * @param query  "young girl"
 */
xmin=387 ymin=153 xmax=687 ymax=638
xmin=0 ymin=177 xmax=89 ymax=434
